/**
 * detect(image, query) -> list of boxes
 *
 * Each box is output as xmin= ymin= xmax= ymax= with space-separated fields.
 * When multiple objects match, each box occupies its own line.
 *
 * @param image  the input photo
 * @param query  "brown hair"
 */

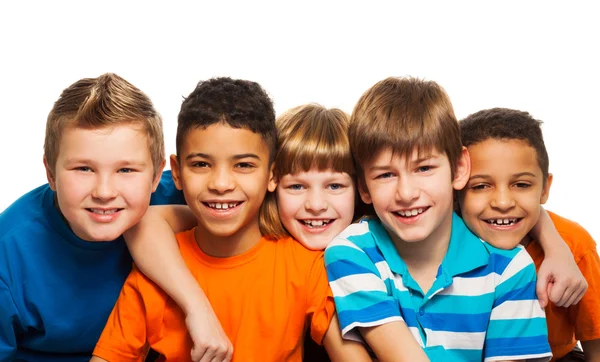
xmin=44 ymin=73 xmax=164 ymax=176
xmin=350 ymin=77 xmax=462 ymax=179
xmin=460 ymin=107 xmax=549 ymax=183
xmin=260 ymin=104 xmax=355 ymax=239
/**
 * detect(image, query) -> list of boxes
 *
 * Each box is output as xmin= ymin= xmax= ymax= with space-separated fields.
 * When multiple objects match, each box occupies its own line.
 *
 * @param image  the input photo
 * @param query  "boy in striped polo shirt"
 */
xmin=324 ymin=77 xmax=553 ymax=361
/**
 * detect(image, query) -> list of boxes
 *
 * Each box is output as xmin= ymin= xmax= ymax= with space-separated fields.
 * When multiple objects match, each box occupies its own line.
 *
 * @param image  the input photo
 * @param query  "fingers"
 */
xmin=535 ymin=272 xmax=551 ymax=308
xmin=193 ymin=341 xmax=233 ymax=362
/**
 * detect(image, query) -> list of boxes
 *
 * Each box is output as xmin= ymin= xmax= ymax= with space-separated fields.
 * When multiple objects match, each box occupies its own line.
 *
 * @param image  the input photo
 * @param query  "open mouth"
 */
xmin=86 ymin=208 xmax=123 ymax=215
xmin=204 ymin=202 xmax=242 ymax=210
xmin=299 ymin=219 xmax=334 ymax=229
xmin=484 ymin=218 xmax=523 ymax=226
xmin=394 ymin=207 xmax=428 ymax=218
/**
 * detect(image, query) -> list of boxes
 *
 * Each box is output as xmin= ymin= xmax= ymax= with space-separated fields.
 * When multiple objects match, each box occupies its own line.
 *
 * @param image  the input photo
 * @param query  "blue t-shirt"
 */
xmin=0 ymin=170 xmax=184 ymax=361
xmin=325 ymin=213 xmax=552 ymax=362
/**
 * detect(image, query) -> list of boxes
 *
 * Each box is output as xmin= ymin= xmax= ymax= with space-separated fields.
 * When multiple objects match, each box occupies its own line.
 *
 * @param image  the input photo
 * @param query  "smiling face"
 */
xmin=360 ymin=147 xmax=469 ymax=246
xmin=171 ymin=123 xmax=273 ymax=255
xmin=275 ymin=168 xmax=355 ymax=250
xmin=459 ymin=138 xmax=552 ymax=249
xmin=45 ymin=123 xmax=163 ymax=242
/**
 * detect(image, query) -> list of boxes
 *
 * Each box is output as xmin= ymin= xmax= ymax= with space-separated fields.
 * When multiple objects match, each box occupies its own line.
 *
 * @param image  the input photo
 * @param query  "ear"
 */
xmin=540 ymin=173 xmax=553 ymax=204
xmin=43 ymin=157 xmax=56 ymax=191
xmin=357 ymin=176 xmax=373 ymax=205
xmin=267 ymin=164 xmax=277 ymax=193
xmin=452 ymin=147 xmax=471 ymax=191
xmin=151 ymin=159 xmax=167 ymax=192
xmin=169 ymin=154 xmax=184 ymax=191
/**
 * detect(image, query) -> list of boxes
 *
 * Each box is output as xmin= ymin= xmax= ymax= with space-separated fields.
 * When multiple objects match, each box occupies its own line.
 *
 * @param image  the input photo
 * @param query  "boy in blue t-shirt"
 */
xmin=0 ymin=74 xmax=188 ymax=361
xmin=324 ymin=77 xmax=553 ymax=361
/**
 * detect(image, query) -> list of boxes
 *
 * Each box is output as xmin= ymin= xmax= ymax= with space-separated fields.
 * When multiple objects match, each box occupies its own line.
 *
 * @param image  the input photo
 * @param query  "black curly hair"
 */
xmin=176 ymin=77 xmax=277 ymax=163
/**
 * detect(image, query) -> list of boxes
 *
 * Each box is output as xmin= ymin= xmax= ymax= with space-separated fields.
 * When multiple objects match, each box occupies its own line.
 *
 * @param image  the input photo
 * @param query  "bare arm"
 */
xmin=123 ymin=205 xmax=232 ymax=362
xmin=322 ymin=314 xmax=373 ymax=362
xmin=360 ymin=322 xmax=429 ymax=362
xmin=90 ymin=357 xmax=108 ymax=362
xmin=530 ymin=207 xmax=587 ymax=307
xmin=582 ymin=339 xmax=600 ymax=362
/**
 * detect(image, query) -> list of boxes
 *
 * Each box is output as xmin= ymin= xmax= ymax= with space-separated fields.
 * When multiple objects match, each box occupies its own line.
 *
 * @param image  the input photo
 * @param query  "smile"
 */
xmin=204 ymin=202 xmax=242 ymax=210
xmin=86 ymin=208 xmax=122 ymax=215
xmin=395 ymin=207 xmax=428 ymax=218
xmin=484 ymin=218 xmax=522 ymax=226
xmin=300 ymin=219 xmax=333 ymax=228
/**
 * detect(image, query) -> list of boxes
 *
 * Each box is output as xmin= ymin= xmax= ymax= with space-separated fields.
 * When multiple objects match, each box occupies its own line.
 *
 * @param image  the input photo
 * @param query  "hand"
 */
xmin=185 ymin=309 xmax=233 ymax=362
xmin=536 ymin=253 xmax=588 ymax=308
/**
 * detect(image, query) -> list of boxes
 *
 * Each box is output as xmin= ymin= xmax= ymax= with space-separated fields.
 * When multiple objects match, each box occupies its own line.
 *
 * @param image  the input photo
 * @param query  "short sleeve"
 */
xmin=93 ymin=266 xmax=150 ymax=362
xmin=484 ymin=249 xmax=552 ymax=361
xmin=0 ymin=280 xmax=18 ymax=361
xmin=324 ymin=237 xmax=403 ymax=340
xmin=573 ymin=248 xmax=600 ymax=341
xmin=305 ymin=253 xmax=336 ymax=344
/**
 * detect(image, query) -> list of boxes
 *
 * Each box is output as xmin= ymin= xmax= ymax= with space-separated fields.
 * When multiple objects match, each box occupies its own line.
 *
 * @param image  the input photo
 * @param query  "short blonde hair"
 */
xmin=350 ymin=77 xmax=461 ymax=179
xmin=44 ymin=73 xmax=164 ymax=176
xmin=260 ymin=104 xmax=354 ymax=239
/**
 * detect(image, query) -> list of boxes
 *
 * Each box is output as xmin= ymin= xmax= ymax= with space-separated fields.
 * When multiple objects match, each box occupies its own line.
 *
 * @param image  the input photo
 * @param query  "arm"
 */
xmin=322 ymin=314 xmax=373 ymax=362
xmin=360 ymin=322 xmax=428 ymax=362
xmin=90 ymin=358 xmax=108 ymax=362
xmin=530 ymin=207 xmax=587 ymax=307
xmin=582 ymin=339 xmax=600 ymax=362
xmin=485 ymin=250 xmax=552 ymax=362
xmin=0 ymin=280 xmax=18 ymax=361
xmin=123 ymin=205 xmax=232 ymax=362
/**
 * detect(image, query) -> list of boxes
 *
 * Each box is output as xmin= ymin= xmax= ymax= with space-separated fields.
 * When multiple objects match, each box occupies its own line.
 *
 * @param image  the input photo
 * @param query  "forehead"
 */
xmin=368 ymin=146 xmax=446 ymax=167
xmin=468 ymin=139 xmax=541 ymax=174
xmin=182 ymin=123 xmax=269 ymax=158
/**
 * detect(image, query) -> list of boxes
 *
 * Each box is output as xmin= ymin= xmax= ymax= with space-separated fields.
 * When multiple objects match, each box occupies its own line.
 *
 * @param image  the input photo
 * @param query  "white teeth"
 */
xmin=90 ymin=209 xmax=117 ymax=215
xmin=398 ymin=208 xmax=424 ymax=217
xmin=487 ymin=218 xmax=518 ymax=226
xmin=302 ymin=220 xmax=331 ymax=228
xmin=207 ymin=202 xmax=239 ymax=210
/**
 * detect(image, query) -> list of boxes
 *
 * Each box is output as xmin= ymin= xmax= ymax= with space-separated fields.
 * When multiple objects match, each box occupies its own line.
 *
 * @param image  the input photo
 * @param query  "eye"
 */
xmin=328 ymin=183 xmax=344 ymax=191
xmin=236 ymin=162 xmax=255 ymax=169
xmin=514 ymin=182 xmax=531 ymax=189
xmin=75 ymin=166 xmax=92 ymax=172
xmin=191 ymin=161 xmax=209 ymax=168
xmin=470 ymin=184 xmax=489 ymax=190
xmin=375 ymin=172 xmax=394 ymax=179
xmin=118 ymin=168 xmax=134 ymax=173
xmin=287 ymin=184 xmax=305 ymax=191
xmin=416 ymin=165 xmax=433 ymax=173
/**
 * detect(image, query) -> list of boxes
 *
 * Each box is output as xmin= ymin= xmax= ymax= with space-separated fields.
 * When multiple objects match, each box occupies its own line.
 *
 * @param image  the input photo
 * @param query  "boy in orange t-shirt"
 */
xmin=458 ymin=107 xmax=600 ymax=361
xmin=91 ymin=77 xmax=364 ymax=362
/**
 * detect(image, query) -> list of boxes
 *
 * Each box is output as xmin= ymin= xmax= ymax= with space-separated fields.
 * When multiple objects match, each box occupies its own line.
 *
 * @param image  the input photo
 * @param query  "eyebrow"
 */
xmin=185 ymin=153 xmax=262 ymax=161
xmin=469 ymin=171 xmax=538 ymax=181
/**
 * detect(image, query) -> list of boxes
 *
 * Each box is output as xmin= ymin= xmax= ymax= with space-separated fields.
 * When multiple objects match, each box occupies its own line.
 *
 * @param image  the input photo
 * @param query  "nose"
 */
xmin=490 ymin=187 xmax=516 ymax=210
xmin=395 ymin=176 xmax=419 ymax=203
xmin=207 ymin=166 xmax=235 ymax=194
xmin=305 ymin=188 xmax=327 ymax=213
xmin=92 ymin=174 xmax=118 ymax=201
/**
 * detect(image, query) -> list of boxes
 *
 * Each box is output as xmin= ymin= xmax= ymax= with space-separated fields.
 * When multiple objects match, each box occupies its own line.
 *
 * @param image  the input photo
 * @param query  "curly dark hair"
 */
xmin=460 ymin=107 xmax=549 ymax=181
xmin=176 ymin=77 xmax=276 ymax=163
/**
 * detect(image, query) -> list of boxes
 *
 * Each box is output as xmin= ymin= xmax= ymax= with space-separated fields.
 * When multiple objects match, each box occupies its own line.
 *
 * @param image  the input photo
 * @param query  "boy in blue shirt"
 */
xmin=0 ymin=73 xmax=224 ymax=361
xmin=324 ymin=77 xmax=553 ymax=361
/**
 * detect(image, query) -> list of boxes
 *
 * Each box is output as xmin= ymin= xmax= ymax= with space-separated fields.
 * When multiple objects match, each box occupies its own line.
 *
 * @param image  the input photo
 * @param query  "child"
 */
xmin=91 ymin=79 xmax=370 ymax=362
xmin=458 ymin=107 xmax=600 ymax=361
xmin=0 ymin=73 xmax=187 ymax=361
xmin=324 ymin=77 xmax=552 ymax=361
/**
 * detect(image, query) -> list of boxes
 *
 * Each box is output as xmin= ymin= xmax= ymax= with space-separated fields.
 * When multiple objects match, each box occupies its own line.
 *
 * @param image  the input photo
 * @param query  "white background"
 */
xmin=1 ymin=1 xmax=598 ymax=243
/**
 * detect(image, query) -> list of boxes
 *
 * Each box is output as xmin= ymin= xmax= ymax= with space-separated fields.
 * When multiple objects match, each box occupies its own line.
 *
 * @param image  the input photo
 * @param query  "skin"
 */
xmin=44 ymin=123 xmax=163 ymax=242
xmin=170 ymin=124 xmax=275 ymax=258
xmin=274 ymin=169 xmax=355 ymax=250
xmin=459 ymin=139 xmax=552 ymax=250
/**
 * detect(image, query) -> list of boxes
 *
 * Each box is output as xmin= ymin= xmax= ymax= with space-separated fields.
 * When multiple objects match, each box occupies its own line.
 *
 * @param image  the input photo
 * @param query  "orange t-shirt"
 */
xmin=93 ymin=229 xmax=335 ymax=362
xmin=526 ymin=211 xmax=600 ymax=360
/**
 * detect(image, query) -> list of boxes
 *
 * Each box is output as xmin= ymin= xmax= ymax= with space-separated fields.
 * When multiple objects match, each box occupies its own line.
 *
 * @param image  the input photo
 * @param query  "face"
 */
xmin=275 ymin=169 xmax=355 ymax=250
xmin=171 ymin=123 xmax=273 ymax=242
xmin=360 ymin=147 xmax=469 ymax=245
xmin=459 ymin=139 xmax=552 ymax=249
xmin=44 ymin=124 xmax=163 ymax=242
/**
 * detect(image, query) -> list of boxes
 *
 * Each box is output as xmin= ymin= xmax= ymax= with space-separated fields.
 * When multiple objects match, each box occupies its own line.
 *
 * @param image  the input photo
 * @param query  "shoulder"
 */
xmin=0 ymin=184 xmax=55 ymax=246
xmin=150 ymin=170 xmax=186 ymax=206
xmin=482 ymin=241 xmax=535 ymax=278
xmin=548 ymin=211 xmax=597 ymax=258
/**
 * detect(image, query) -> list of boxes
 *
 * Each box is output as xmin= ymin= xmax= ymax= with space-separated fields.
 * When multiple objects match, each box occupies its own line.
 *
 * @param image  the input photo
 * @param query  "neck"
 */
xmin=194 ymin=219 xmax=263 ymax=258
xmin=390 ymin=209 xmax=454 ymax=272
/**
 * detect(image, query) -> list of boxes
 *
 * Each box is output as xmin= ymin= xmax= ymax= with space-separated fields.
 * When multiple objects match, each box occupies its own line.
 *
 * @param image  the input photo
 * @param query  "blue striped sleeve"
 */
xmin=484 ymin=249 xmax=552 ymax=361
xmin=325 ymin=236 xmax=403 ymax=337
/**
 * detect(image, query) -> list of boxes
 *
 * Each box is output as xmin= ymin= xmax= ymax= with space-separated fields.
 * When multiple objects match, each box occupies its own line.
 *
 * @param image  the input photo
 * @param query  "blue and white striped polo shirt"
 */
xmin=324 ymin=213 xmax=552 ymax=361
